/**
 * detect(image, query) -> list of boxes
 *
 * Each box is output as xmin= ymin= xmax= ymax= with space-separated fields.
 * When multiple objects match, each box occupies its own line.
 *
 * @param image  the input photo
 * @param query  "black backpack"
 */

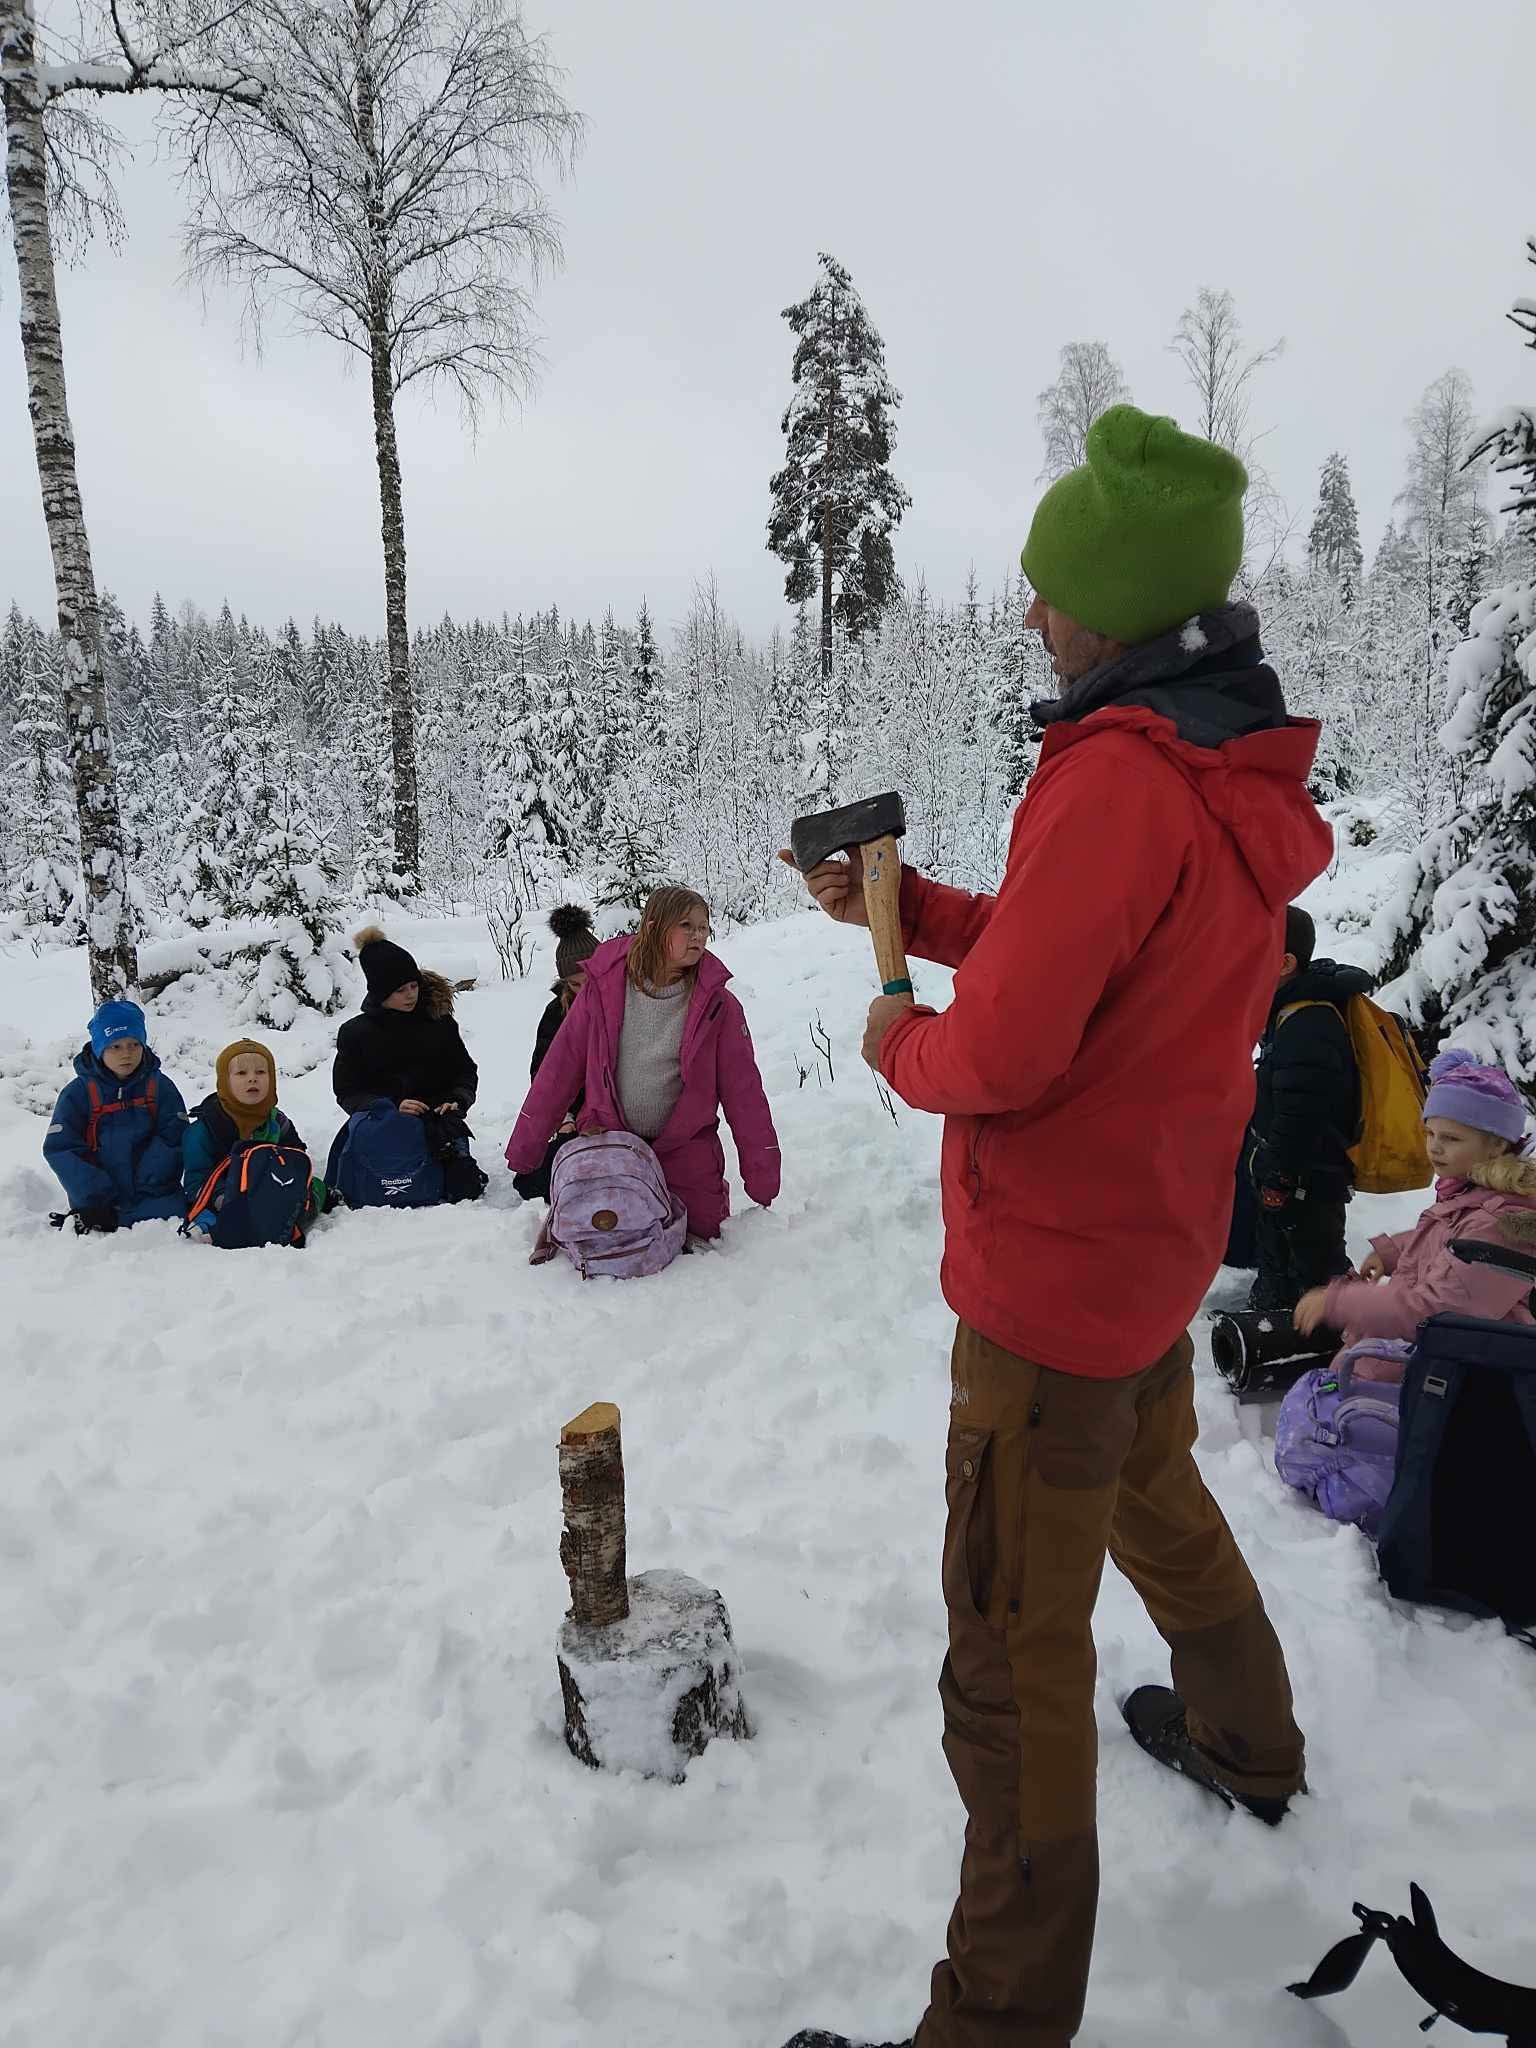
xmin=1376 ymin=1284 xmax=1536 ymax=1636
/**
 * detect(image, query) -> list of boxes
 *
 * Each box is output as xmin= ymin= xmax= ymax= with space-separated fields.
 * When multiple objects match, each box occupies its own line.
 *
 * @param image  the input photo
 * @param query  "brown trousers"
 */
xmin=915 ymin=1322 xmax=1305 ymax=2047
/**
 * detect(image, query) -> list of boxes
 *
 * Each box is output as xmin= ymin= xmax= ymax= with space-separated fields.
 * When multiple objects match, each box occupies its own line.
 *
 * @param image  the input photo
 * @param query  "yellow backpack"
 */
xmin=1278 ymin=995 xmax=1432 ymax=1195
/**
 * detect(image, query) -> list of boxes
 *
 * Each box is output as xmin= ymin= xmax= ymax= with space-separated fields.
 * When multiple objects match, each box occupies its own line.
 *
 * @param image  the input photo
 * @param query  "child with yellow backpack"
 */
xmin=1247 ymin=906 xmax=1430 ymax=1313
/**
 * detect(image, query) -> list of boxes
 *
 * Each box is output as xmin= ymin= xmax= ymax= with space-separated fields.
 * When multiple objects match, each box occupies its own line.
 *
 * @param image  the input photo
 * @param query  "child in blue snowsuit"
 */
xmin=44 ymin=1000 xmax=188 ymax=1232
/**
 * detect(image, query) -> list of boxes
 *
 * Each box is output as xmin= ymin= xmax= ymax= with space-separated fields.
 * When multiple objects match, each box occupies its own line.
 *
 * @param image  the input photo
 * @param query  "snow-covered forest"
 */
xmin=2 ymin=369 xmax=1533 ymax=1071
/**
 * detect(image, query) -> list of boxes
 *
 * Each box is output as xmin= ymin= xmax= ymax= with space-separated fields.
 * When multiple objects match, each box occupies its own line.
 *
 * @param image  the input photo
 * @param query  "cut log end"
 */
xmin=561 ymin=1401 xmax=621 ymax=1443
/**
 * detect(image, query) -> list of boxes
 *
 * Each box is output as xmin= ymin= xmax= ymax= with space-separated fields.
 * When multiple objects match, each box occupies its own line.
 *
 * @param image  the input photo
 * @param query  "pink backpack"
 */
xmin=531 ymin=1130 xmax=687 ymax=1279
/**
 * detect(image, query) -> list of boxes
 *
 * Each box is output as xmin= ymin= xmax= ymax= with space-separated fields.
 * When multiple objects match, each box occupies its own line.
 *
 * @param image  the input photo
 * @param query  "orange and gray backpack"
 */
xmin=1278 ymin=994 xmax=1432 ymax=1195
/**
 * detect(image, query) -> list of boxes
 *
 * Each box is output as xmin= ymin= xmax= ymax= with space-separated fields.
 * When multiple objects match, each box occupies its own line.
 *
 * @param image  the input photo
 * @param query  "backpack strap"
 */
xmin=84 ymin=1071 xmax=158 ymax=1152
xmin=186 ymin=1156 xmax=232 ymax=1226
xmin=1277 ymin=999 xmax=1336 ymax=1030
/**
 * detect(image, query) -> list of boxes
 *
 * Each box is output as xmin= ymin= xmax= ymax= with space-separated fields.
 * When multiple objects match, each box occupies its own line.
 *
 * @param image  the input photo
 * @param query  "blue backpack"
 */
xmin=187 ymin=1140 xmax=313 ymax=1249
xmin=331 ymin=1104 xmax=445 ymax=1210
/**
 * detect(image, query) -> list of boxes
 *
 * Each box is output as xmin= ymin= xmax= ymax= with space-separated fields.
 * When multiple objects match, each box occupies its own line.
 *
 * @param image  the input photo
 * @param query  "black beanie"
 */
xmin=355 ymin=925 xmax=420 ymax=1003
xmin=549 ymin=904 xmax=598 ymax=983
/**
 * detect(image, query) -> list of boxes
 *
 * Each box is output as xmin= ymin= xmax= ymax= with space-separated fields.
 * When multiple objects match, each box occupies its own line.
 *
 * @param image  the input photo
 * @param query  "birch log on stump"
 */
xmin=556 ymin=1402 xmax=750 ymax=1782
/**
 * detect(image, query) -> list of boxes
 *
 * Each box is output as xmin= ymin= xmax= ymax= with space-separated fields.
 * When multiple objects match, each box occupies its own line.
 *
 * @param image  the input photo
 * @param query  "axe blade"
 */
xmin=789 ymin=790 xmax=907 ymax=873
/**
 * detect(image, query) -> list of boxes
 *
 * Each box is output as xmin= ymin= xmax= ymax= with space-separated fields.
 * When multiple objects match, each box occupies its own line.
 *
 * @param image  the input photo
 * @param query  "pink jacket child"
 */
xmin=504 ymin=931 xmax=780 ymax=1239
xmin=1306 ymin=1049 xmax=1536 ymax=1382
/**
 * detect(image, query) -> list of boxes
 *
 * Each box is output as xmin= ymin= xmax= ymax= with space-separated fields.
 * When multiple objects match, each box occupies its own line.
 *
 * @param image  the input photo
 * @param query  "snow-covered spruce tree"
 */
xmin=1254 ymin=556 xmax=1362 ymax=805
xmin=987 ymin=570 xmax=1048 ymax=800
xmin=1377 ymin=269 xmax=1536 ymax=1092
xmin=1307 ymin=451 xmax=1364 ymax=588
xmin=586 ymin=609 xmax=625 ymax=814
xmin=174 ymin=0 xmax=583 ymax=883
xmin=539 ymin=644 xmax=590 ymax=865
xmin=595 ymin=775 xmax=669 ymax=915
xmin=7 ymin=623 xmax=81 ymax=934
xmin=768 ymin=251 xmax=911 ymax=678
xmin=629 ymin=598 xmax=665 ymax=745
xmin=240 ymin=705 xmax=347 ymax=1028
xmin=483 ymin=663 xmax=572 ymax=903
xmin=167 ymin=644 xmax=248 ymax=926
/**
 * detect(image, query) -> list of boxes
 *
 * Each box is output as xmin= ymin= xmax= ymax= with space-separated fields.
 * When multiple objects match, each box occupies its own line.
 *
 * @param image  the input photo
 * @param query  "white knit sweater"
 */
xmin=617 ymin=977 xmax=689 ymax=1140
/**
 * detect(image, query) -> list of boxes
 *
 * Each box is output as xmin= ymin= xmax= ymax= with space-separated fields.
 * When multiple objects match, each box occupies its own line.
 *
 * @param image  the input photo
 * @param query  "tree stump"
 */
xmin=558 ymin=1569 xmax=751 ymax=1781
xmin=556 ymin=1404 xmax=750 ymax=1781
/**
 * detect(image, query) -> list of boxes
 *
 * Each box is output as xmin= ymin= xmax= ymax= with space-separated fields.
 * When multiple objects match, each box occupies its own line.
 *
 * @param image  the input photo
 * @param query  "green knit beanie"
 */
xmin=1020 ymin=405 xmax=1247 ymax=645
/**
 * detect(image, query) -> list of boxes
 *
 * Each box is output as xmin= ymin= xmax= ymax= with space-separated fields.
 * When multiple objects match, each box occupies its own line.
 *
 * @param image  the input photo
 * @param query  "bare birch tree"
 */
xmin=1397 ymin=367 xmax=1489 ymax=550
xmin=1 ymin=0 xmax=257 ymax=1000
xmin=1169 ymin=286 xmax=1284 ymax=455
xmin=1035 ymin=339 xmax=1130 ymax=480
xmin=171 ymin=0 xmax=583 ymax=882
xmin=1170 ymin=285 xmax=1289 ymax=571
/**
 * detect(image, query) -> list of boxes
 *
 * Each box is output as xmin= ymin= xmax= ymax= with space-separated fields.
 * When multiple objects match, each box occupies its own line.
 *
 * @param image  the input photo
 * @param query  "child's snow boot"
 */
xmin=1121 ymin=1685 xmax=1294 ymax=1826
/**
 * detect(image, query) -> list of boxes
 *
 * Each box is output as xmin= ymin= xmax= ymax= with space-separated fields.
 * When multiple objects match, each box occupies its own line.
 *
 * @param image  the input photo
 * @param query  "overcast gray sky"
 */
xmin=3 ymin=0 xmax=1533 ymax=646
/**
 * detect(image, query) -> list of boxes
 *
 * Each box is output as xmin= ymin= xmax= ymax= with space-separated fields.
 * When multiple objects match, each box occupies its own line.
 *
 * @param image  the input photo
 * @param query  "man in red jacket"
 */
xmin=784 ymin=408 xmax=1333 ymax=2048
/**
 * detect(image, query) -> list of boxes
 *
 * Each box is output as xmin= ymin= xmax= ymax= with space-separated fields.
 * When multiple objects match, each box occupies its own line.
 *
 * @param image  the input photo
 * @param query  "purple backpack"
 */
xmin=531 ymin=1130 xmax=687 ymax=1279
xmin=1274 ymin=1341 xmax=1411 ymax=1537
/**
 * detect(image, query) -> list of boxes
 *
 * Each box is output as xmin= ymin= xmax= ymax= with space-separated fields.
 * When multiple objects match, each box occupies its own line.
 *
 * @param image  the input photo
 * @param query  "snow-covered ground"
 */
xmin=3 ymin=873 xmax=1533 ymax=2048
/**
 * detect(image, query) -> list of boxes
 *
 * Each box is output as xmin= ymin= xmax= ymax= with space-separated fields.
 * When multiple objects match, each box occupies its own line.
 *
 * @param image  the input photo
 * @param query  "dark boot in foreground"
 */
xmin=1122 ymin=1685 xmax=1296 ymax=1825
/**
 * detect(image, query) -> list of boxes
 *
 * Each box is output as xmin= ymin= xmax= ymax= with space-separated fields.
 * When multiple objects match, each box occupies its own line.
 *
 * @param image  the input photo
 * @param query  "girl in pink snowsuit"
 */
xmin=505 ymin=887 xmax=780 ymax=1239
xmin=1294 ymin=1049 xmax=1536 ymax=1380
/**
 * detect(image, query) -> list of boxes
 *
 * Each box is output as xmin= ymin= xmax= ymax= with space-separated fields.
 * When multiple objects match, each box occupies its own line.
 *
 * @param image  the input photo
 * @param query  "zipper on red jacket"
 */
xmin=967 ymin=1122 xmax=985 ymax=1205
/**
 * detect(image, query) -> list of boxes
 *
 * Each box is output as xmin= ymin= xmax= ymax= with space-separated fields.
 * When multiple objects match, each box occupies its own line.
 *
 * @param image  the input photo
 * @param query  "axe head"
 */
xmin=789 ymin=790 xmax=906 ymax=872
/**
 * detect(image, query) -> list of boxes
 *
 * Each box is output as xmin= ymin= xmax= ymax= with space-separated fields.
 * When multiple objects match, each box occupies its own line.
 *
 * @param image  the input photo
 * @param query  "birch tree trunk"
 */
xmin=355 ymin=5 xmax=420 ymax=884
xmin=369 ymin=330 xmax=421 ymax=883
xmin=1 ymin=0 xmax=138 ymax=1000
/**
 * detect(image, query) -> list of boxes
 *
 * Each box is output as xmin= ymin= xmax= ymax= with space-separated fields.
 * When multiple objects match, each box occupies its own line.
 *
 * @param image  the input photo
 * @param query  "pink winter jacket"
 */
xmin=504 ymin=936 xmax=780 ymax=1238
xmin=1324 ymin=1154 xmax=1536 ymax=1353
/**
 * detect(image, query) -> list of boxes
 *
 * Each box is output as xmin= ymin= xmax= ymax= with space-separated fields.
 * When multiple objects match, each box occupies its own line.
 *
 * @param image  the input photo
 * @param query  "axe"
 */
xmin=789 ymin=790 xmax=913 ymax=1001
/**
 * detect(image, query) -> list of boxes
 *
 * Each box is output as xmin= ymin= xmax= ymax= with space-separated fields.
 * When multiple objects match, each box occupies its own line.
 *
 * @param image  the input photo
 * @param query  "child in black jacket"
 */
xmin=332 ymin=928 xmax=478 ymax=1115
xmin=512 ymin=905 xmax=598 ymax=1203
xmin=1246 ymin=906 xmax=1369 ymax=1310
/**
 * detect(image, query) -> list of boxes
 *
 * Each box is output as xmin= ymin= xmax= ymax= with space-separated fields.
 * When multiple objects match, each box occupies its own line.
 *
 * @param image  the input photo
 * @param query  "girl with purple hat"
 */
xmin=1293 ymin=1048 xmax=1536 ymax=1373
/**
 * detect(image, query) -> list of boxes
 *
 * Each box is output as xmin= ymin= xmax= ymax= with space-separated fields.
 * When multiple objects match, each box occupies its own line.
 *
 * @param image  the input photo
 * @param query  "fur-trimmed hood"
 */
xmin=1471 ymin=1151 xmax=1536 ymax=1235
xmin=417 ymin=969 xmax=455 ymax=1019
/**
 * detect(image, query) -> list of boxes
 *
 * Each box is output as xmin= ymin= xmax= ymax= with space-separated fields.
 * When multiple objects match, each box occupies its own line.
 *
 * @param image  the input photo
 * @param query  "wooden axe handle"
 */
xmin=861 ymin=835 xmax=913 ymax=999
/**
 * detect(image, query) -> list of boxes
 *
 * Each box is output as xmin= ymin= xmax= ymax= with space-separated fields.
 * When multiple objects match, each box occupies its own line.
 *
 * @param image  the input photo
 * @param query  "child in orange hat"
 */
xmin=182 ymin=1040 xmax=323 ymax=1240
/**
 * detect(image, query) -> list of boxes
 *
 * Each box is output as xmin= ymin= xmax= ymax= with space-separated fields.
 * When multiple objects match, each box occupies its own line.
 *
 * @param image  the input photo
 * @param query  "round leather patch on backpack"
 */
xmin=591 ymin=1209 xmax=619 ymax=1232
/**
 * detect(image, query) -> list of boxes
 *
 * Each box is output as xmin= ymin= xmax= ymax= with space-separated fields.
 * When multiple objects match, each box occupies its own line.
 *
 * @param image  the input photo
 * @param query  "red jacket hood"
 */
xmin=1043 ymin=706 xmax=1333 ymax=913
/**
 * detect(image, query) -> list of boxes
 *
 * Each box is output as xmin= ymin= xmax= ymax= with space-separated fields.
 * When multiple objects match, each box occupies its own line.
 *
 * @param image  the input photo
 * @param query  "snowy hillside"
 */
xmin=2 ymin=890 xmax=1532 ymax=2048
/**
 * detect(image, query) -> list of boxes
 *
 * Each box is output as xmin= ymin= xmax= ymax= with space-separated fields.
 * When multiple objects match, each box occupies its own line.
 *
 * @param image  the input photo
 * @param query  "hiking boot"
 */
xmin=781 ymin=2033 xmax=913 ymax=2047
xmin=1121 ymin=1685 xmax=1294 ymax=1826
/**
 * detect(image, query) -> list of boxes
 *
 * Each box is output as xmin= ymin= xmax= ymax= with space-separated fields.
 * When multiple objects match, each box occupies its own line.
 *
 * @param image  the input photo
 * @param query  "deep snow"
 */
xmin=2 ymin=872 xmax=1533 ymax=2048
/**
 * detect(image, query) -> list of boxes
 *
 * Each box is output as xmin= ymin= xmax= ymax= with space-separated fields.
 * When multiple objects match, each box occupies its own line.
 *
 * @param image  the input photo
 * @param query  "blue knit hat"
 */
xmin=1424 ymin=1048 xmax=1528 ymax=1143
xmin=89 ymin=999 xmax=147 ymax=1058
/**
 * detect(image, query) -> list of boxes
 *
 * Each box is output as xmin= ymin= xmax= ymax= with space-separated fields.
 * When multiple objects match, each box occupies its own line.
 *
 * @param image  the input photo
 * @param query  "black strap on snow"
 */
xmin=1290 ymin=1884 xmax=1536 ymax=2042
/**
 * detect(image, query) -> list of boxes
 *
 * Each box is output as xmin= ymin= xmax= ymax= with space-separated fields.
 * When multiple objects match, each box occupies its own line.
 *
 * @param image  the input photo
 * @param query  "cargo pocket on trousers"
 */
xmin=942 ymin=1427 xmax=998 ymax=1625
